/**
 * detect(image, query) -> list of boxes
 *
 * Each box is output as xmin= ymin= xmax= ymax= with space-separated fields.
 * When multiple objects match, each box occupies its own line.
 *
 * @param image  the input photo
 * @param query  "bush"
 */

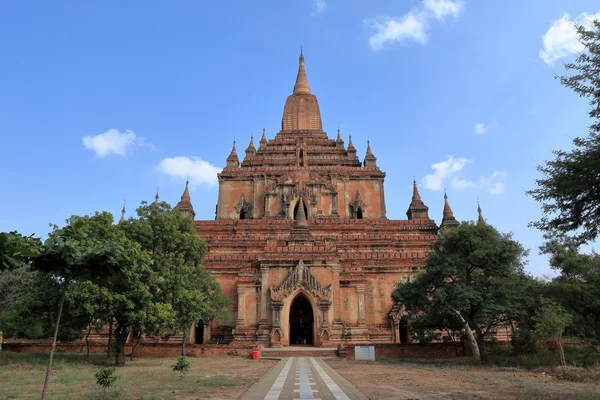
xmin=511 ymin=328 xmax=538 ymax=355
xmin=172 ymin=356 xmax=191 ymax=378
xmin=95 ymin=367 xmax=118 ymax=394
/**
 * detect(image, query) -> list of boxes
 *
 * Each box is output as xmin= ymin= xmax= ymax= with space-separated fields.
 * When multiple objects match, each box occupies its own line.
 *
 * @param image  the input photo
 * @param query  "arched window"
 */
xmin=299 ymin=150 xmax=305 ymax=166
xmin=356 ymin=208 xmax=363 ymax=219
xmin=239 ymin=209 xmax=246 ymax=220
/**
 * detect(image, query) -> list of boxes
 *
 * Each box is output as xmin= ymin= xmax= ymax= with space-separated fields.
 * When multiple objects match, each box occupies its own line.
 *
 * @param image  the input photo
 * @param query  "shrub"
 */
xmin=172 ymin=356 xmax=191 ymax=378
xmin=95 ymin=367 xmax=118 ymax=395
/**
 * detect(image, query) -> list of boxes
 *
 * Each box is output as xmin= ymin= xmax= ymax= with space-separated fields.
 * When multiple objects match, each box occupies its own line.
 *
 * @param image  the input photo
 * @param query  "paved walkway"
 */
xmin=242 ymin=357 xmax=368 ymax=400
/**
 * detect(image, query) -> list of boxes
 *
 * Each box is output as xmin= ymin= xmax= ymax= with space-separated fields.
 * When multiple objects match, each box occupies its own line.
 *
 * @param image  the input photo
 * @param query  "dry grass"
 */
xmin=0 ymin=351 xmax=276 ymax=400
xmin=326 ymin=358 xmax=600 ymax=400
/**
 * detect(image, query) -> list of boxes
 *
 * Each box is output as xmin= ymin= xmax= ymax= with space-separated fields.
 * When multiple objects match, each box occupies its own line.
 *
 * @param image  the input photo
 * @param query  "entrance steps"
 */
xmin=261 ymin=346 xmax=338 ymax=358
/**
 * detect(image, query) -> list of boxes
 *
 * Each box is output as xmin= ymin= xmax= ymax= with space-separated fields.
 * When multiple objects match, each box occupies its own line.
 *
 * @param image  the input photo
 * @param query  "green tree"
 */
xmin=534 ymin=298 xmax=573 ymax=368
xmin=120 ymin=201 xmax=229 ymax=357
xmin=66 ymin=281 xmax=115 ymax=356
xmin=33 ymin=212 xmax=141 ymax=399
xmin=0 ymin=231 xmax=42 ymax=271
xmin=541 ymin=238 xmax=600 ymax=344
xmin=527 ymin=19 xmax=600 ymax=245
xmin=393 ymin=222 xmax=529 ymax=362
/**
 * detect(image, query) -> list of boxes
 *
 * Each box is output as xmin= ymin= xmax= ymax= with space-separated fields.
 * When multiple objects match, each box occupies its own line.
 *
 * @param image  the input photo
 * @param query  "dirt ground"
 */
xmin=325 ymin=358 xmax=600 ymax=400
xmin=0 ymin=352 xmax=276 ymax=399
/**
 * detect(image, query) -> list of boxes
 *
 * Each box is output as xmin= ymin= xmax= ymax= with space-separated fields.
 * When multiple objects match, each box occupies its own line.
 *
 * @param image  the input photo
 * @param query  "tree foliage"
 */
xmin=528 ymin=19 xmax=600 ymax=244
xmin=393 ymin=222 xmax=530 ymax=362
xmin=541 ymin=237 xmax=600 ymax=344
xmin=0 ymin=231 xmax=42 ymax=271
xmin=120 ymin=201 xmax=229 ymax=357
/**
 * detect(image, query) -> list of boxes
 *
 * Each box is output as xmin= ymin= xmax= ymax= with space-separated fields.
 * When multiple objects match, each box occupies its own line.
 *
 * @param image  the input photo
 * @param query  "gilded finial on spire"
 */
xmin=293 ymin=47 xmax=311 ymax=95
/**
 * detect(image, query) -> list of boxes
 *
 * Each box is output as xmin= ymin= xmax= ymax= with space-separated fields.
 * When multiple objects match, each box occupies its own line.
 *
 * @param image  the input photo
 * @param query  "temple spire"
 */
xmin=176 ymin=180 xmax=196 ymax=219
xmin=226 ymin=140 xmax=239 ymax=168
xmin=293 ymin=48 xmax=311 ymax=95
xmin=477 ymin=200 xmax=486 ymax=225
xmin=154 ymin=187 xmax=159 ymax=204
xmin=440 ymin=190 xmax=459 ymax=230
xmin=364 ymin=140 xmax=377 ymax=167
xmin=259 ymin=128 xmax=267 ymax=148
xmin=118 ymin=200 xmax=126 ymax=224
xmin=347 ymin=134 xmax=357 ymax=158
xmin=406 ymin=179 xmax=429 ymax=220
xmin=245 ymin=136 xmax=256 ymax=157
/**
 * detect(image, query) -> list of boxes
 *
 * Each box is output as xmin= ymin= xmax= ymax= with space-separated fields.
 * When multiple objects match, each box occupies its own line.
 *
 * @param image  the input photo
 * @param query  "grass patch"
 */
xmin=54 ymin=370 xmax=89 ymax=385
xmin=0 ymin=351 xmax=274 ymax=400
xmin=202 ymin=375 xmax=237 ymax=387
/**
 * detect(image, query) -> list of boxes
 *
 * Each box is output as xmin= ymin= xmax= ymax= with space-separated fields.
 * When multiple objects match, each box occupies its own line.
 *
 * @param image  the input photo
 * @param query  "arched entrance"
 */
xmin=195 ymin=320 xmax=204 ymax=344
xmin=289 ymin=295 xmax=314 ymax=345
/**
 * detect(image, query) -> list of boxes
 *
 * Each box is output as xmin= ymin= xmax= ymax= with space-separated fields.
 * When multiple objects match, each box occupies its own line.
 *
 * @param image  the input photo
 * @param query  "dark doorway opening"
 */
xmin=289 ymin=295 xmax=313 ymax=345
xmin=239 ymin=209 xmax=246 ymax=220
xmin=400 ymin=318 xmax=408 ymax=344
xmin=293 ymin=201 xmax=308 ymax=220
xmin=195 ymin=320 xmax=204 ymax=344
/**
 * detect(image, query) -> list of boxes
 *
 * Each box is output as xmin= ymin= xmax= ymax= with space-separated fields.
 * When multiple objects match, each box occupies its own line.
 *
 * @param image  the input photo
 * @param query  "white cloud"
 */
xmin=422 ymin=156 xmax=507 ymax=194
xmin=314 ymin=0 xmax=326 ymax=14
xmin=474 ymin=123 xmax=487 ymax=135
xmin=424 ymin=0 xmax=464 ymax=21
xmin=479 ymin=171 xmax=508 ymax=194
xmin=367 ymin=0 xmax=463 ymax=50
xmin=368 ymin=13 xmax=428 ymax=50
xmin=82 ymin=129 xmax=144 ymax=157
xmin=474 ymin=121 xmax=498 ymax=136
xmin=422 ymin=156 xmax=472 ymax=191
xmin=539 ymin=12 xmax=600 ymax=65
xmin=156 ymin=156 xmax=221 ymax=187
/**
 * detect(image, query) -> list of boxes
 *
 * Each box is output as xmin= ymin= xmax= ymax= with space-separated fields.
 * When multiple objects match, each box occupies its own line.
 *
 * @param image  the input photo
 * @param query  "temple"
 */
xmin=177 ymin=51 xmax=466 ymax=347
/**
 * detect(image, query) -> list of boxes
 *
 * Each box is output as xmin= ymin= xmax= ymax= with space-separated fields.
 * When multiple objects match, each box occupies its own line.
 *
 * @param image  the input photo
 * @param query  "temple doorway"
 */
xmin=289 ymin=295 xmax=314 ymax=345
xmin=195 ymin=320 xmax=204 ymax=344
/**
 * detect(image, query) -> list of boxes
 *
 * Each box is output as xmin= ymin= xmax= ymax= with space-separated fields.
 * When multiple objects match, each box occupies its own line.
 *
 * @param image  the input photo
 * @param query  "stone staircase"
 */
xmin=260 ymin=346 xmax=338 ymax=358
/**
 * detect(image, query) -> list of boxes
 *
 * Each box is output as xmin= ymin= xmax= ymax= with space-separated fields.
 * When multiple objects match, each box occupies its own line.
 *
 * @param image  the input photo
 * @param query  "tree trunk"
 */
xmin=181 ymin=330 xmax=187 ymax=357
xmin=114 ymin=326 xmax=128 ymax=367
xmin=41 ymin=284 xmax=67 ymax=400
xmin=557 ymin=338 xmax=566 ymax=369
xmin=476 ymin=332 xmax=488 ymax=363
xmin=106 ymin=320 xmax=113 ymax=359
xmin=85 ymin=325 xmax=92 ymax=357
xmin=452 ymin=309 xmax=480 ymax=362
xmin=130 ymin=333 xmax=142 ymax=361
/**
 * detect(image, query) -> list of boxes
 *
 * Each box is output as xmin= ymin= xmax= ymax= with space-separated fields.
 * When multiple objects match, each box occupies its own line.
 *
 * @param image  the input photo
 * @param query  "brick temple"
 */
xmin=173 ymin=51 xmax=472 ymax=348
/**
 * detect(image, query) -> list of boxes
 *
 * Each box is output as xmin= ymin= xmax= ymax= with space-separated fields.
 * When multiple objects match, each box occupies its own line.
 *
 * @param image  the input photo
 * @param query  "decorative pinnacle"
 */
xmin=121 ymin=199 xmax=126 ymax=215
xmin=477 ymin=199 xmax=486 ymax=225
xmin=293 ymin=48 xmax=311 ymax=95
xmin=412 ymin=179 xmax=422 ymax=201
xmin=155 ymin=187 xmax=159 ymax=203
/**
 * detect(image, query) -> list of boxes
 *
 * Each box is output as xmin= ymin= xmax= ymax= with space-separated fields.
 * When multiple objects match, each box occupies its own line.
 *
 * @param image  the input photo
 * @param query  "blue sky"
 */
xmin=1 ymin=1 xmax=598 ymax=277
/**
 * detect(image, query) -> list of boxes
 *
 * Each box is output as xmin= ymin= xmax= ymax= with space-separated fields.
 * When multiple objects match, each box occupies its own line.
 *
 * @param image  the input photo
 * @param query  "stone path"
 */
xmin=242 ymin=357 xmax=368 ymax=400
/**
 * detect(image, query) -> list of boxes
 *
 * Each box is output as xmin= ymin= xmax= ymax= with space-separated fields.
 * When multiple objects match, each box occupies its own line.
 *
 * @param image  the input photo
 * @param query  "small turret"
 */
xmin=406 ymin=179 xmax=430 ymax=220
xmin=176 ymin=180 xmax=196 ymax=219
xmin=118 ymin=200 xmax=126 ymax=224
xmin=363 ymin=140 xmax=377 ymax=167
xmin=477 ymin=200 xmax=486 ymax=226
xmin=440 ymin=190 xmax=459 ymax=230
xmin=226 ymin=140 xmax=239 ymax=168
xmin=347 ymin=135 xmax=357 ymax=158
xmin=245 ymin=136 xmax=256 ymax=157
xmin=259 ymin=128 xmax=267 ymax=149
xmin=335 ymin=128 xmax=344 ymax=149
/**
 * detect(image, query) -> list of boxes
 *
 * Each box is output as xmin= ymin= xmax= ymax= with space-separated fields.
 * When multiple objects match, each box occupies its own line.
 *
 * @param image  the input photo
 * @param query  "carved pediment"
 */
xmin=270 ymin=260 xmax=331 ymax=301
xmin=234 ymin=193 xmax=253 ymax=218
